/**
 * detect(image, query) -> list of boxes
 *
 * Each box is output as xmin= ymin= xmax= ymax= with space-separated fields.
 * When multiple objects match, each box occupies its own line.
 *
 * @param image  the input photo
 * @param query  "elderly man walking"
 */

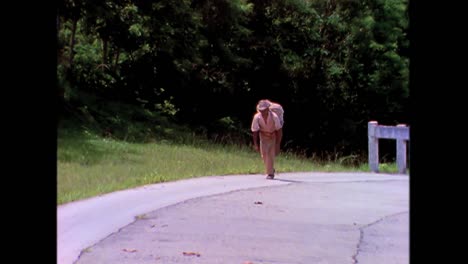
xmin=251 ymin=99 xmax=283 ymax=179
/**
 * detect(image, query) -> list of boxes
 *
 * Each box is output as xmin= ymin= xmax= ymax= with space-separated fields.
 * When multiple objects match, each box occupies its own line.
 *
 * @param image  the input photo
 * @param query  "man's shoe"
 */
xmin=266 ymin=174 xmax=275 ymax=179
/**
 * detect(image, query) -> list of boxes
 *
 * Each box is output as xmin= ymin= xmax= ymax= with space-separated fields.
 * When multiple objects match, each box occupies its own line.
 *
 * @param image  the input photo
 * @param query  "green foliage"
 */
xmin=155 ymin=97 xmax=179 ymax=116
xmin=58 ymin=0 xmax=409 ymax=157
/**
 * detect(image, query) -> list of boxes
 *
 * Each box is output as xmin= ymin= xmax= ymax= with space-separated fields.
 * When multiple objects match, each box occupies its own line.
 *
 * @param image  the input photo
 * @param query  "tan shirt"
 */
xmin=251 ymin=111 xmax=282 ymax=138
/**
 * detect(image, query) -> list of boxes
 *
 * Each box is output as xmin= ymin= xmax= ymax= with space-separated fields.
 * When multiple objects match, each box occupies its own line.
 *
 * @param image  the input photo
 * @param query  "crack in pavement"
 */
xmin=351 ymin=211 xmax=409 ymax=264
xmin=63 ymin=174 xmax=407 ymax=264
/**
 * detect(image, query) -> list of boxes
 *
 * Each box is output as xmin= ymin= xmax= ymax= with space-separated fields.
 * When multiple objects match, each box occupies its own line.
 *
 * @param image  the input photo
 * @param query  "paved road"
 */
xmin=57 ymin=172 xmax=409 ymax=264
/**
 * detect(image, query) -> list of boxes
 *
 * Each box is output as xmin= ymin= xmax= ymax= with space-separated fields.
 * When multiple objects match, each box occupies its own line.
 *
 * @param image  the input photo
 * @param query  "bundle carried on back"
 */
xmin=268 ymin=101 xmax=284 ymax=126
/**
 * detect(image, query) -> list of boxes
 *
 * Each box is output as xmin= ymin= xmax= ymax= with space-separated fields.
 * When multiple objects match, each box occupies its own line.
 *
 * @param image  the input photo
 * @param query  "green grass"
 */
xmin=58 ymin=128 xmax=402 ymax=205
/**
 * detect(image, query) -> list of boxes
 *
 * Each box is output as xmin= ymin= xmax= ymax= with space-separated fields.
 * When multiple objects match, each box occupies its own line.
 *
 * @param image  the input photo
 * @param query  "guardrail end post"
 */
xmin=368 ymin=121 xmax=379 ymax=173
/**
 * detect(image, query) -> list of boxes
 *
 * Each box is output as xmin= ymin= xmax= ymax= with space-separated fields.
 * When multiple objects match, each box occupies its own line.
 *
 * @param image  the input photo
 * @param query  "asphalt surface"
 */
xmin=57 ymin=172 xmax=409 ymax=264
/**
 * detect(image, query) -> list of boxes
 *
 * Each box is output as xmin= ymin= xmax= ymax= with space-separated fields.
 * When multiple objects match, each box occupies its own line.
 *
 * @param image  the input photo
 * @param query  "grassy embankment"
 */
xmin=58 ymin=124 xmax=400 ymax=205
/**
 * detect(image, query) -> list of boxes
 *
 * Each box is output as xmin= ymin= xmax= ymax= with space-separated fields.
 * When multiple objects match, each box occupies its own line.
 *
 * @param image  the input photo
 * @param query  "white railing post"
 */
xmin=396 ymin=124 xmax=407 ymax=174
xmin=368 ymin=121 xmax=379 ymax=173
xmin=368 ymin=121 xmax=409 ymax=174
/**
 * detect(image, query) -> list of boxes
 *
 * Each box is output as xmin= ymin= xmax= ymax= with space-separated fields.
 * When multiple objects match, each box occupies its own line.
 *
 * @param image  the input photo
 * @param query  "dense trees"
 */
xmin=58 ymin=0 xmax=409 ymax=159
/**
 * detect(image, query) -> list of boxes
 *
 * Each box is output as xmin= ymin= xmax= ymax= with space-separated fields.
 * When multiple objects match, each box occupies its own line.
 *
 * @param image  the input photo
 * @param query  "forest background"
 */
xmin=57 ymin=0 xmax=409 ymax=163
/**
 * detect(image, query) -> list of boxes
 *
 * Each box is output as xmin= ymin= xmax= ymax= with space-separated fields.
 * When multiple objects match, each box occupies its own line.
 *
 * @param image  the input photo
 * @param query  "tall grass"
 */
xmin=57 ymin=127 xmax=400 ymax=205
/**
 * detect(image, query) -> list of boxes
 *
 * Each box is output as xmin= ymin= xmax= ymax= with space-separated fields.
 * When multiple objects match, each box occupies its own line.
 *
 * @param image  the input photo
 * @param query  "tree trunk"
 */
xmin=69 ymin=17 xmax=78 ymax=69
xmin=102 ymin=38 xmax=108 ymax=66
xmin=57 ymin=15 xmax=62 ymax=64
xmin=57 ymin=14 xmax=60 ymax=33
xmin=114 ymin=48 xmax=120 ymax=71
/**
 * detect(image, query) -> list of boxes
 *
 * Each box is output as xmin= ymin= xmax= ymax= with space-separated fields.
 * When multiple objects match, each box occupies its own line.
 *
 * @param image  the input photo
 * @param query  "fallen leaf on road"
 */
xmin=182 ymin=251 xmax=201 ymax=257
xmin=254 ymin=201 xmax=263 ymax=205
xmin=122 ymin=248 xmax=138 ymax=253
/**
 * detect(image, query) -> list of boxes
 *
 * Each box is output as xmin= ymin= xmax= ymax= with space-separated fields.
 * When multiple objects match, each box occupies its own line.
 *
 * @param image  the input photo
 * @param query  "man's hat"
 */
xmin=256 ymin=100 xmax=271 ymax=111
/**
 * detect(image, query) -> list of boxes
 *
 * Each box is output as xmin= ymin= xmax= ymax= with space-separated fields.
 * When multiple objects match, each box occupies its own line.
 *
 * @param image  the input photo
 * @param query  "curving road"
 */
xmin=57 ymin=172 xmax=409 ymax=264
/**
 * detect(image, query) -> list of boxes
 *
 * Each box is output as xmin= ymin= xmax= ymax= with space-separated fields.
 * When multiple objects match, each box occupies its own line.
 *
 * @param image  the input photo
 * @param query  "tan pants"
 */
xmin=260 ymin=134 xmax=276 ymax=175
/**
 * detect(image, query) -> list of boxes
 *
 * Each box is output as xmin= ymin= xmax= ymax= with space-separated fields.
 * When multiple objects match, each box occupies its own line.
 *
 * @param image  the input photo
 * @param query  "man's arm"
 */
xmin=275 ymin=128 xmax=282 ymax=155
xmin=252 ymin=131 xmax=260 ymax=152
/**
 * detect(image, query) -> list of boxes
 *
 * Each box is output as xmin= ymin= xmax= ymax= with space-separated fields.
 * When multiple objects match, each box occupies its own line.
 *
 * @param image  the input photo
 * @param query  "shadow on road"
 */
xmin=272 ymin=178 xmax=304 ymax=183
